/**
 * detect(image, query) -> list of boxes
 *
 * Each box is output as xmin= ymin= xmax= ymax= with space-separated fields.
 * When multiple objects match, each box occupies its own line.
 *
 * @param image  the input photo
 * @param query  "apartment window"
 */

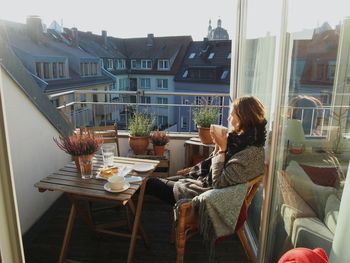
xmin=227 ymin=53 xmax=231 ymax=59
xmin=208 ymin=52 xmax=215 ymax=59
xmin=91 ymin=63 xmax=98 ymax=76
xmin=35 ymin=62 xmax=42 ymax=78
xmin=43 ymin=62 xmax=50 ymax=79
xmin=58 ymin=62 xmax=65 ymax=78
xmin=116 ymin=59 xmax=126 ymax=69
xmin=85 ymin=63 xmax=90 ymax=76
xmin=195 ymin=96 xmax=202 ymax=105
xmin=182 ymin=70 xmax=188 ymax=78
xmin=181 ymin=116 xmax=188 ymax=129
xmin=118 ymin=78 xmax=129 ymax=90
xmin=157 ymin=79 xmax=168 ymax=89
xmin=107 ymin=59 xmax=113 ymax=70
xmin=327 ymin=61 xmax=336 ymax=80
xmin=158 ymin=115 xmax=168 ymax=127
xmin=141 ymin=60 xmax=152 ymax=69
xmin=131 ymin=60 xmax=140 ymax=69
xmin=157 ymin=97 xmax=168 ymax=105
xmin=158 ymin=59 xmax=169 ymax=70
xmin=188 ymin=53 xmax=196 ymax=59
xmin=140 ymin=96 xmax=151 ymax=104
xmin=221 ymin=70 xmax=229 ymax=79
xmin=140 ymin=78 xmax=151 ymax=89
xmin=52 ymin=62 xmax=58 ymax=78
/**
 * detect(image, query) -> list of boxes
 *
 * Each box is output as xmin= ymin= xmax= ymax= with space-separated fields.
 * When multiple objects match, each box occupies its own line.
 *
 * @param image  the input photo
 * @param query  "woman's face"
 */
xmin=229 ymin=110 xmax=240 ymax=131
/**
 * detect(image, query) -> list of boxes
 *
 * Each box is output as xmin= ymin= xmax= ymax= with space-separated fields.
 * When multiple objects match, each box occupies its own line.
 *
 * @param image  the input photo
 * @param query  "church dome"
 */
xmin=207 ymin=19 xmax=229 ymax=40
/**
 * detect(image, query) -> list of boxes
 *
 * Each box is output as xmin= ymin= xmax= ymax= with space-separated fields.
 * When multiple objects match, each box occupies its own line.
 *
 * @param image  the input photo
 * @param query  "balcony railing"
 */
xmin=49 ymin=90 xmax=231 ymax=132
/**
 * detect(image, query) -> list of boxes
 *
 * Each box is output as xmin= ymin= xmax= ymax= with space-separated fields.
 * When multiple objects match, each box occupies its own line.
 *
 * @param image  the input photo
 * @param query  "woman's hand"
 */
xmin=210 ymin=126 xmax=228 ymax=152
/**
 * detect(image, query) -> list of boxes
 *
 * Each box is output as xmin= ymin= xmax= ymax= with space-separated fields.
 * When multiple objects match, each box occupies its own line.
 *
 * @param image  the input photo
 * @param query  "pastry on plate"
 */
xmin=100 ymin=167 xmax=118 ymax=179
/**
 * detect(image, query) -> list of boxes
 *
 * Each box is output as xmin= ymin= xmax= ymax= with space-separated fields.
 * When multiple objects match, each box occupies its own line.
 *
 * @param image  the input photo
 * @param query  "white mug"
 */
xmin=108 ymin=175 xmax=125 ymax=190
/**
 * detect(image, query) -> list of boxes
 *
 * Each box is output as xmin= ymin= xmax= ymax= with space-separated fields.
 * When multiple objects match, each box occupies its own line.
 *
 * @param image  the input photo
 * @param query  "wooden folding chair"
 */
xmin=174 ymin=167 xmax=267 ymax=263
xmin=87 ymin=124 xmax=120 ymax=156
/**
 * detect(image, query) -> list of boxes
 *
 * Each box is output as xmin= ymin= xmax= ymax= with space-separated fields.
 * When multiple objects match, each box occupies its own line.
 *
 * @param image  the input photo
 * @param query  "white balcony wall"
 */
xmin=1 ymin=68 xmax=70 ymax=234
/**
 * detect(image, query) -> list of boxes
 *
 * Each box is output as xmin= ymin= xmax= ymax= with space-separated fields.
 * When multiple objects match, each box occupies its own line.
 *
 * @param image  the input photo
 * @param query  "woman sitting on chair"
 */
xmin=145 ymin=96 xmax=267 ymax=205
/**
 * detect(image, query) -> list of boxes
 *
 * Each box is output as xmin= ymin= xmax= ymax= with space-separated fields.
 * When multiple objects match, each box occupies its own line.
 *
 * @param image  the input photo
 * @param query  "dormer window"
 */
xmin=208 ymin=53 xmax=215 ymax=59
xmin=35 ymin=60 xmax=67 ymax=80
xmin=227 ymin=53 xmax=231 ymax=59
xmin=188 ymin=53 xmax=196 ymax=59
xmin=141 ymin=60 xmax=152 ymax=69
xmin=158 ymin=60 xmax=170 ymax=70
xmin=107 ymin=59 xmax=113 ymax=70
xmin=80 ymin=61 xmax=99 ymax=77
xmin=116 ymin=59 xmax=126 ymax=69
xmin=131 ymin=60 xmax=141 ymax=69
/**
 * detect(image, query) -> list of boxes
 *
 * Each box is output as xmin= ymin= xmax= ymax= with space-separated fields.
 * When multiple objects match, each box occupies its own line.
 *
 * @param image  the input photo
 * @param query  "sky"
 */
xmin=0 ymin=0 xmax=236 ymax=40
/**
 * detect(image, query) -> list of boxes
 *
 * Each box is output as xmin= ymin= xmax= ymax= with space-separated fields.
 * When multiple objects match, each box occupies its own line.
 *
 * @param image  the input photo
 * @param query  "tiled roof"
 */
xmin=175 ymin=39 xmax=231 ymax=84
xmin=113 ymin=35 xmax=193 ymax=75
xmin=0 ymin=28 xmax=72 ymax=136
xmin=0 ymin=20 xmax=113 ymax=93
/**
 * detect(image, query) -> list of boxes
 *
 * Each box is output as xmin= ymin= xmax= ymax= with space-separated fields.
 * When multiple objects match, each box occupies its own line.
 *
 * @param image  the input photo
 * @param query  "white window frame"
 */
xmin=107 ymin=59 xmax=113 ymax=70
xmin=158 ymin=59 xmax=170 ymax=70
xmin=141 ymin=59 xmax=152 ymax=69
xmin=140 ymin=78 xmax=151 ymax=89
xmin=157 ymin=97 xmax=168 ymax=105
xmin=156 ymin=79 xmax=168 ymax=89
xmin=131 ymin=60 xmax=138 ymax=69
xmin=181 ymin=116 xmax=188 ymax=129
xmin=141 ymin=96 xmax=151 ymax=104
xmin=116 ymin=59 xmax=126 ymax=69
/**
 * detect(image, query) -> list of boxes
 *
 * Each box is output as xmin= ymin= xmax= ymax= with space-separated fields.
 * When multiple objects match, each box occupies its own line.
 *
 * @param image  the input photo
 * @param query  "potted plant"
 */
xmin=128 ymin=113 xmax=153 ymax=154
xmin=150 ymin=130 xmax=170 ymax=156
xmin=54 ymin=129 xmax=103 ymax=173
xmin=193 ymin=106 xmax=219 ymax=144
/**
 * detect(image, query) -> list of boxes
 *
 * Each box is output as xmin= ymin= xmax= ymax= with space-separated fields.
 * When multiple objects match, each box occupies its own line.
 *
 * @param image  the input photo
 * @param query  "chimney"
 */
xmin=71 ymin=27 xmax=79 ymax=46
xmin=102 ymin=30 xmax=107 ymax=47
xmin=147 ymin=33 xmax=154 ymax=47
xmin=26 ymin=15 xmax=43 ymax=43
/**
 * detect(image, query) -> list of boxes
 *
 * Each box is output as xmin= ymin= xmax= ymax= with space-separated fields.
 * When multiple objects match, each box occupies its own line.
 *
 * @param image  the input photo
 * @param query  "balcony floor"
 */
xmin=23 ymin=195 xmax=248 ymax=263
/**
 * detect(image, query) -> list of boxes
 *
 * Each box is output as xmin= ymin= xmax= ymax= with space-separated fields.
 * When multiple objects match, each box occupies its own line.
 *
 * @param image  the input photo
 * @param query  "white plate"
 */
xmin=96 ymin=166 xmax=133 ymax=180
xmin=104 ymin=182 xmax=130 ymax=193
xmin=132 ymin=163 xmax=155 ymax=173
xmin=125 ymin=176 xmax=143 ymax=183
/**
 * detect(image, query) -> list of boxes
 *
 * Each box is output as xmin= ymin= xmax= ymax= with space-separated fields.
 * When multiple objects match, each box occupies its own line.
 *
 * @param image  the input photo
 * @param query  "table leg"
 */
xmin=127 ymin=200 xmax=150 ymax=247
xmin=127 ymin=178 xmax=148 ymax=263
xmin=58 ymin=202 xmax=77 ymax=263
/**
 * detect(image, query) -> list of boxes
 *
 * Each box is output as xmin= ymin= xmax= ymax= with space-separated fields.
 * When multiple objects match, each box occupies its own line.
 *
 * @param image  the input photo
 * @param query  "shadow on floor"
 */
xmin=23 ymin=195 xmax=248 ymax=263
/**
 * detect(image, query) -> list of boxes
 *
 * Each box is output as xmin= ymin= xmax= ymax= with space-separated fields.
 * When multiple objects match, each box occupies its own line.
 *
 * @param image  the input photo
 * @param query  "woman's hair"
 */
xmin=232 ymin=96 xmax=266 ymax=132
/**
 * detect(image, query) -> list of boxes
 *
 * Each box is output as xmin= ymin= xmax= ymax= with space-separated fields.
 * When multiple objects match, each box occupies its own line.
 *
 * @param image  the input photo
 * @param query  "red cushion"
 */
xmin=299 ymin=164 xmax=338 ymax=187
xmin=278 ymin=247 xmax=329 ymax=263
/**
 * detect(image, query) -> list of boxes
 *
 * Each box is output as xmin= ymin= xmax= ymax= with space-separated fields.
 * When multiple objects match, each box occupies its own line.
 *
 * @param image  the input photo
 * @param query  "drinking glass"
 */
xmin=102 ymin=144 xmax=115 ymax=167
xmin=79 ymin=157 xmax=93 ymax=179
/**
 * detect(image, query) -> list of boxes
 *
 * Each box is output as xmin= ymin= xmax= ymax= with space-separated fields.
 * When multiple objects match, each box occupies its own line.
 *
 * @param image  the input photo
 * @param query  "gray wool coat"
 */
xmin=173 ymin=146 xmax=265 ymax=201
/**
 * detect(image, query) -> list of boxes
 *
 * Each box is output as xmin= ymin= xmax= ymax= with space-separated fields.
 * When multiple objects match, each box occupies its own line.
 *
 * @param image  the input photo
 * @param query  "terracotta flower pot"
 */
xmin=129 ymin=136 xmax=150 ymax=155
xmin=198 ymin=127 xmax=213 ymax=144
xmin=153 ymin=145 xmax=165 ymax=156
xmin=74 ymin=154 xmax=94 ymax=174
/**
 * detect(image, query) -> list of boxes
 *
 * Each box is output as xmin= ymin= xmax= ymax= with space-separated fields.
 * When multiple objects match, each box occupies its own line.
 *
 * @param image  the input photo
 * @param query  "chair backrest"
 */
xmin=87 ymin=124 xmax=120 ymax=156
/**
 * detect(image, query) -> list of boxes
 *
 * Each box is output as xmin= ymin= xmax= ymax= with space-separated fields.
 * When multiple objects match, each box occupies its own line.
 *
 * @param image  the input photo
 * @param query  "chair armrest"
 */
xmin=176 ymin=167 xmax=192 ymax=176
xmin=174 ymin=199 xmax=198 ymax=234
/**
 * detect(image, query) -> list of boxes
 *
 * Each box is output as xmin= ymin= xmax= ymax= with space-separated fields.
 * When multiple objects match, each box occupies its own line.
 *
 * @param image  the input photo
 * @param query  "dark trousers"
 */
xmin=145 ymin=176 xmax=184 ymax=206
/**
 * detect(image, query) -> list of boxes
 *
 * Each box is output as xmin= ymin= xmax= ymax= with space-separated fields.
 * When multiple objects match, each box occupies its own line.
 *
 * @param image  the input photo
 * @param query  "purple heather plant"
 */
xmin=54 ymin=129 xmax=103 ymax=156
xmin=150 ymin=130 xmax=169 ymax=146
